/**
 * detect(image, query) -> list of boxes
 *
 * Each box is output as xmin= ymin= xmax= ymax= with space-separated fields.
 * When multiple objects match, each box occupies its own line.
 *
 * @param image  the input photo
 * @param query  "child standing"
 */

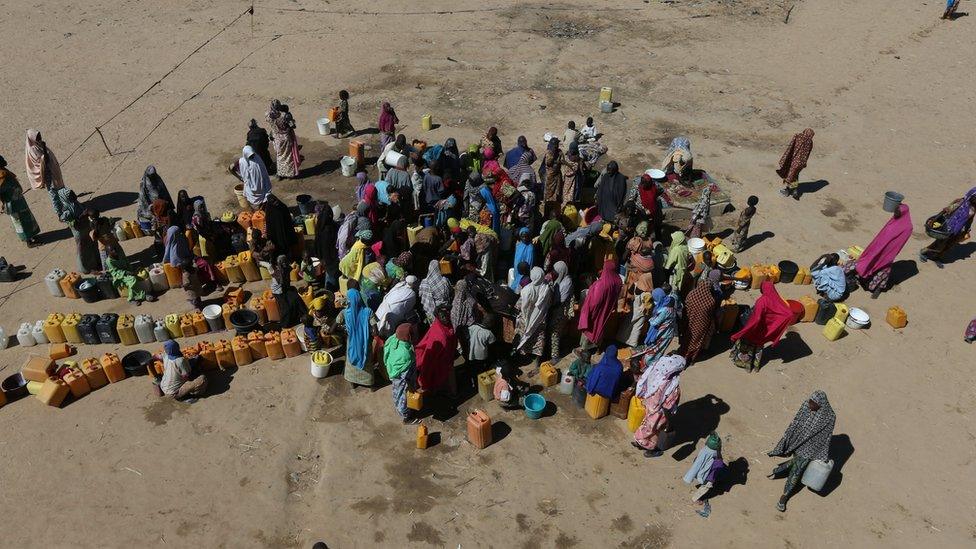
xmin=580 ymin=116 xmax=598 ymax=142
xmin=333 ymin=90 xmax=355 ymax=138
xmin=729 ymin=195 xmax=758 ymax=253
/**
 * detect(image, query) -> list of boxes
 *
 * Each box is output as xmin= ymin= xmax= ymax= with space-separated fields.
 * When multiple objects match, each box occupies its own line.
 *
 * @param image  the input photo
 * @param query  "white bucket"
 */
xmin=316 ymin=117 xmax=331 ymax=136
xmin=384 ymin=150 xmax=406 ymax=168
xmin=340 ymin=156 xmax=357 ymax=177
xmin=202 ymin=304 xmax=223 ymax=320
xmin=310 ymin=351 xmax=333 ymax=379
xmin=688 ymin=238 xmax=706 ymax=255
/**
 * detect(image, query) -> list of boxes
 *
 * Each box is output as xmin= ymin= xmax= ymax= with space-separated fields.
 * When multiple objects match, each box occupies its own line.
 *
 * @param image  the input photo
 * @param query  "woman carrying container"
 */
xmin=921 ymin=187 xmax=976 ymax=268
xmin=632 ymin=354 xmax=686 ymax=457
xmin=729 ymin=281 xmax=795 ymax=372
xmin=848 ymin=203 xmax=913 ymax=298
xmin=767 ymin=391 xmax=836 ymax=512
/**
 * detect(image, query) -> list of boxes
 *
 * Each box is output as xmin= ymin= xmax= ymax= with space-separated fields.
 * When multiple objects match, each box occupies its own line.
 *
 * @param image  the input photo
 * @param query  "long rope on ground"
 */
xmin=61 ymin=5 xmax=255 ymax=166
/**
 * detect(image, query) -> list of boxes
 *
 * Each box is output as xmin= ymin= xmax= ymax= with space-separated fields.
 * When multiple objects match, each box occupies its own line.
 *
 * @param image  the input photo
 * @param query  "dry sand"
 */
xmin=1 ymin=0 xmax=975 ymax=547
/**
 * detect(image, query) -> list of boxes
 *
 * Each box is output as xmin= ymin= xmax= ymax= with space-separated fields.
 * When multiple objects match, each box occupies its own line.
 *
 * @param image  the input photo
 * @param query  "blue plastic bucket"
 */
xmin=523 ymin=393 xmax=546 ymax=420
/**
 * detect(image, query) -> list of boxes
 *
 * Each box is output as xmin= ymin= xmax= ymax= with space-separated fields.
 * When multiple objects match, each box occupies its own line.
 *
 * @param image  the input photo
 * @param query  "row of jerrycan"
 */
xmin=27 ymin=353 xmax=127 ymax=408
xmin=16 ymin=313 xmax=189 ymax=347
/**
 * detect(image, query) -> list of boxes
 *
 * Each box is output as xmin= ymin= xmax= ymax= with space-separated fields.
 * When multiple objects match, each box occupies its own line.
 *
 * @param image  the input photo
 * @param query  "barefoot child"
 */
xmin=729 ymin=195 xmax=758 ymax=253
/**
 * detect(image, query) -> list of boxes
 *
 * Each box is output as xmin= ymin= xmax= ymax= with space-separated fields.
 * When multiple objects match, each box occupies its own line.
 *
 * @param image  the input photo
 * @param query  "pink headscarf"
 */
xmin=731 ymin=281 xmax=794 ymax=347
xmin=416 ymin=318 xmax=457 ymax=391
xmin=855 ymin=204 xmax=913 ymax=278
xmin=578 ymin=260 xmax=622 ymax=344
xmin=363 ymin=183 xmax=379 ymax=225
xmin=378 ymin=102 xmax=398 ymax=133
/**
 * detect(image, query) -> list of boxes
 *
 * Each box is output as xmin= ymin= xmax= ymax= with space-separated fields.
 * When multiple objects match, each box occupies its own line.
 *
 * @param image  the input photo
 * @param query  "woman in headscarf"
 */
xmin=542 ymin=138 xmax=565 ymax=208
xmin=561 ymin=141 xmax=586 ymax=207
xmin=768 ymin=391 xmax=836 ymax=512
xmin=481 ymin=127 xmax=502 ymax=157
xmin=810 ymin=253 xmax=846 ymax=302
xmin=538 ymin=211 xmax=562 ymax=257
xmin=313 ymin=201 xmax=339 ymax=290
xmin=419 ymin=259 xmax=453 ymax=322
xmin=623 ymin=221 xmax=655 ymax=290
xmin=636 ymin=173 xmax=661 ymax=227
xmin=633 ymin=354 xmax=687 ymax=457
xmin=384 ymin=322 xmax=418 ymax=423
xmin=266 ymin=99 xmax=301 ymax=179
xmin=683 ymin=432 xmax=724 ymax=517
xmin=480 ymin=147 xmax=501 ymax=177
xmin=515 ymin=267 xmax=553 ymax=370
xmin=661 ymin=136 xmax=693 ymax=182
xmin=578 ymin=260 xmax=623 ymax=350
xmin=378 ymin=101 xmax=399 ymax=150
xmin=362 ymin=180 xmax=381 ymax=228
xmin=51 ymin=188 xmax=98 ymax=272
xmin=340 ymin=231 xmax=369 ymax=281
xmin=730 ymin=281 xmax=796 ymax=372
xmin=686 ymin=185 xmax=713 ymax=238
xmin=416 ymin=305 xmax=458 ymax=394
xmin=361 ymin=260 xmax=390 ymax=310
xmin=504 ymin=135 xmax=534 ymax=169
xmin=262 ymin=194 xmax=297 ymax=256
xmin=544 ymin=230 xmax=570 ymax=272
xmin=191 ymin=199 xmax=213 ymax=242
xmin=479 ymin=181 xmax=501 ymax=234
xmin=271 ymin=254 xmax=307 ymax=327
xmin=507 ymin=150 xmax=537 ymax=194
xmin=376 ymin=276 xmax=419 ymax=337
xmin=585 ymin=344 xmax=624 ymax=400
xmin=510 ymin=227 xmax=535 ymax=290
xmin=173 ymin=189 xmax=194 ymax=229
xmin=421 ymin=163 xmax=444 ymax=215
xmin=0 ymin=155 xmax=40 ymax=246
xmin=339 ymin=288 xmax=377 ymax=387
xmin=616 ymin=273 xmax=656 ymax=347
xmin=239 ymin=146 xmax=272 ymax=209
xmin=105 ymin=246 xmax=153 ymax=304
xmin=162 ymin=224 xmax=192 ymax=269
xmin=463 ymin=172 xmax=487 ymax=220
xmin=440 ymin=138 xmax=461 ymax=182
xmin=664 ymin=231 xmax=691 ymax=294
xmin=847 ymin=203 xmax=913 ymax=298
xmin=678 ymin=270 xmax=722 ymax=365
xmin=595 ymin=161 xmax=627 ymax=222
xmin=642 ymin=285 xmax=679 ymax=368
xmin=25 ymin=130 xmax=65 ymax=218
xmin=776 ymin=128 xmax=814 ymax=200
xmin=451 ymin=274 xmax=480 ymax=351
xmin=921 ymin=187 xmax=976 ymax=267
xmin=546 ymin=261 xmax=575 ymax=363
xmin=381 ymin=217 xmax=408 ymax=259
xmin=137 ymin=165 xmax=172 ymax=229
xmin=246 ymin=118 xmax=274 ymax=174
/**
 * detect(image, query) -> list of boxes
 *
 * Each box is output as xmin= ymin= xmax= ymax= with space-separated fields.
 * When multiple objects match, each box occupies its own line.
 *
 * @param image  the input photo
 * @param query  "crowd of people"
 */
xmin=3 ymin=94 xmax=976 ymax=516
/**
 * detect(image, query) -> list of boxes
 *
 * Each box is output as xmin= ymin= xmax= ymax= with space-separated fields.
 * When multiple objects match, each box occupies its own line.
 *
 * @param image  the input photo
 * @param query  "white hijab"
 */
xmin=636 ymin=354 xmax=686 ymax=400
xmin=516 ymin=267 xmax=552 ymax=352
xmin=239 ymin=145 xmax=271 ymax=205
xmin=375 ymin=276 xmax=418 ymax=334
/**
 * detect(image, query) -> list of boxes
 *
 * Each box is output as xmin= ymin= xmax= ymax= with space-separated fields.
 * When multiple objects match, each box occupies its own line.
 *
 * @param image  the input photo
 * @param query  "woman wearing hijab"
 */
xmin=0 ymin=155 xmax=40 ymax=246
xmin=616 ymin=273 xmax=656 ymax=347
xmin=561 ymin=142 xmax=586 ymax=207
xmin=339 ymin=288 xmax=377 ymax=387
xmin=686 ymin=185 xmax=713 ymax=238
xmin=515 ymin=267 xmax=553 ymax=370
xmin=542 ymin=138 xmax=565 ymax=208
xmin=25 ymin=130 xmax=67 ymax=219
xmin=633 ymin=354 xmax=687 ymax=457
xmin=679 ymin=270 xmax=722 ymax=365
xmin=922 ymin=187 xmax=976 ymax=267
xmin=239 ymin=146 xmax=272 ymax=209
xmin=340 ymin=231 xmax=369 ymax=281
xmin=664 ymin=231 xmax=691 ymax=294
xmin=578 ymin=260 xmax=623 ymax=350
xmin=636 ymin=173 xmax=661 ymax=227
xmin=661 ymin=136 xmax=693 ymax=182
xmin=377 ymin=101 xmax=399 ymax=150
xmin=271 ymin=254 xmax=308 ymax=327
xmin=160 ymin=340 xmax=208 ymax=399
xmin=137 ymin=165 xmax=172 ymax=229
xmin=480 ymin=147 xmax=502 ymax=178
xmin=162 ymin=224 xmax=192 ymax=267
xmin=451 ymin=274 xmax=480 ymax=351
xmin=267 ymin=99 xmax=301 ymax=179
xmin=246 ymin=119 xmax=274 ymax=174
xmin=768 ymin=391 xmax=836 ymax=512
xmin=776 ymin=128 xmax=814 ymax=200
xmin=543 ymin=230 xmax=570 ymax=272
xmin=376 ymin=276 xmax=419 ymax=337
xmin=262 ymin=194 xmax=297 ymax=256
xmin=585 ymin=344 xmax=624 ymax=400
xmin=421 ymin=164 xmax=444 ymax=215
xmin=419 ymin=259 xmax=453 ymax=322
xmin=508 ymin=227 xmax=534 ymax=289
xmin=173 ymin=190 xmax=194 ymax=229
xmin=546 ymin=261 xmax=575 ymax=363
xmin=51 ymin=189 xmax=99 ymax=273
xmin=384 ymin=322 xmax=419 ymax=423
xmin=623 ymin=221 xmax=655 ymax=290
xmin=507 ymin=150 xmax=537 ymax=197
xmin=504 ymin=135 xmax=534 ymax=169
xmin=105 ymin=247 xmax=153 ymax=304
xmin=313 ymin=202 xmax=340 ymax=290
xmin=642 ymin=285 xmax=679 ymax=368
xmin=416 ymin=306 xmax=458 ymax=394
xmin=847 ymin=204 xmax=912 ymax=298
xmin=810 ymin=253 xmax=846 ymax=302
xmin=730 ymin=281 xmax=796 ymax=372
xmin=481 ymin=127 xmax=502 ymax=157
xmin=595 ymin=161 xmax=627 ymax=222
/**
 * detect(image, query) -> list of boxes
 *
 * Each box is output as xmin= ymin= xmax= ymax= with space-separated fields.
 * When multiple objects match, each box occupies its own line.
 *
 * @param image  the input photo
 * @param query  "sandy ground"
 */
xmin=1 ymin=0 xmax=975 ymax=547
